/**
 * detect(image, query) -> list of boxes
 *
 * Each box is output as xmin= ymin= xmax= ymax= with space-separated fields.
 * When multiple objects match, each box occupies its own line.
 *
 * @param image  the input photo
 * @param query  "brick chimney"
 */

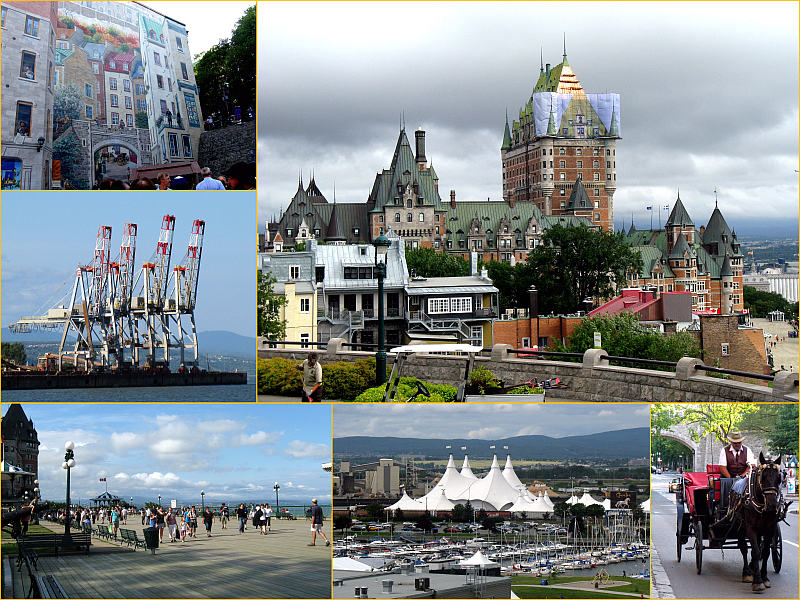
xmin=415 ymin=129 xmax=427 ymax=170
xmin=509 ymin=193 xmax=515 ymax=209
xmin=450 ymin=189 xmax=456 ymax=209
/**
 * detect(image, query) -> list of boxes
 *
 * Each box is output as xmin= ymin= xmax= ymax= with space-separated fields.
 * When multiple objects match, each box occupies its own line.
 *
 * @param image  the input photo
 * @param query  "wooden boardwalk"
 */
xmin=32 ymin=518 xmax=331 ymax=598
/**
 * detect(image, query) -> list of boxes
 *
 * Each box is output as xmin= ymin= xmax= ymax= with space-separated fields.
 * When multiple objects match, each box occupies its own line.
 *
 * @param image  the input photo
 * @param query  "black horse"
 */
xmin=733 ymin=452 xmax=785 ymax=592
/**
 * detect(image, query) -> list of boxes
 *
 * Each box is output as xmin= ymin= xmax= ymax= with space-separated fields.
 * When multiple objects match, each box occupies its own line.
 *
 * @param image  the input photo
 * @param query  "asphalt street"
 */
xmin=650 ymin=473 xmax=798 ymax=599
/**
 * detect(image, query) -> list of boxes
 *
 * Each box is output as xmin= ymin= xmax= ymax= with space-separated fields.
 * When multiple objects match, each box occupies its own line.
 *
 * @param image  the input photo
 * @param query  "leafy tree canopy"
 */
xmin=768 ymin=404 xmax=798 ymax=456
xmin=1 ymin=342 xmax=27 ymax=365
xmin=524 ymin=224 xmax=642 ymax=315
xmin=406 ymin=247 xmax=469 ymax=278
xmin=744 ymin=286 xmax=799 ymax=319
xmin=651 ymin=403 xmax=761 ymax=445
xmin=54 ymin=84 xmax=83 ymax=122
xmin=257 ymin=271 xmax=287 ymax=339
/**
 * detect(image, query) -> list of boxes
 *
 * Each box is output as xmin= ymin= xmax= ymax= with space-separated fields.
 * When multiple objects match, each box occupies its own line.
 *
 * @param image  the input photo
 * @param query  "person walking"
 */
xmin=220 ymin=503 xmax=229 ymax=529
xmin=264 ymin=503 xmax=273 ymax=533
xmin=111 ymin=506 xmax=120 ymax=539
xmin=236 ymin=503 xmax=248 ymax=534
xmin=156 ymin=506 xmax=166 ymax=542
xmin=189 ymin=506 xmax=198 ymax=538
xmin=296 ymin=352 xmax=323 ymax=402
xmin=203 ymin=507 xmax=214 ymax=537
xmin=308 ymin=499 xmax=329 ymax=546
xmin=179 ymin=510 xmax=188 ymax=542
xmin=166 ymin=508 xmax=178 ymax=542
xmin=253 ymin=504 xmax=263 ymax=534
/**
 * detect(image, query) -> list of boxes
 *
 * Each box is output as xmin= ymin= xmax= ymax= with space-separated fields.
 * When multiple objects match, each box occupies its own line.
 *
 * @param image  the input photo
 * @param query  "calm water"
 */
xmin=2 ymin=383 xmax=256 ymax=402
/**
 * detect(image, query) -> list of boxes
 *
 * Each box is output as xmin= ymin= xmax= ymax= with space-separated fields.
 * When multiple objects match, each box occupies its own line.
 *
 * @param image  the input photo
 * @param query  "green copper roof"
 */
xmin=546 ymin=101 xmax=557 ymax=135
xmin=502 ymin=116 xmax=512 ymax=150
xmin=631 ymin=245 xmax=675 ymax=278
xmin=668 ymin=233 xmax=695 ymax=259
xmin=367 ymin=129 xmax=444 ymax=213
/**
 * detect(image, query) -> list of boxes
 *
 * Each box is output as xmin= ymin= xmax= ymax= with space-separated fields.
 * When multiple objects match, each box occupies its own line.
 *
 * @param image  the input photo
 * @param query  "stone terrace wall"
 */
xmin=257 ymin=339 xmax=799 ymax=402
xmin=197 ymin=120 xmax=255 ymax=175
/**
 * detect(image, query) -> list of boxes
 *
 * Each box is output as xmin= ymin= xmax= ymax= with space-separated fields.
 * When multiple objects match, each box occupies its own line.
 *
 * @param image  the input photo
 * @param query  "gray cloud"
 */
xmin=258 ymin=1 xmax=798 ymax=235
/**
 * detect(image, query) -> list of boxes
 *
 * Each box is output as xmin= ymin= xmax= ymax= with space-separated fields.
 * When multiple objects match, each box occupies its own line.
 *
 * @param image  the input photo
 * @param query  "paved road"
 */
xmin=650 ymin=473 xmax=798 ymax=599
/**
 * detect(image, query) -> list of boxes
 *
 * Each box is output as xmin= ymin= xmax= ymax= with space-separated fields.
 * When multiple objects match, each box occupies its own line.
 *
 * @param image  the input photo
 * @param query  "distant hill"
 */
xmin=2 ymin=330 xmax=253 ymax=358
xmin=334 ymin=428 xmax=648 ymax=461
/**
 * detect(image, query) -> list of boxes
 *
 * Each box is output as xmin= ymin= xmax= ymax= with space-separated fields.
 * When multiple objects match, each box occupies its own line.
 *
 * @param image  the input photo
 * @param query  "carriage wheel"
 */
xmin=676 ymin=514 xmax=683 ymax=562
xmin=772 ymin=527 xmax=783 ymax=573
xmin=694 ymin=521 xmax=703 ymax=575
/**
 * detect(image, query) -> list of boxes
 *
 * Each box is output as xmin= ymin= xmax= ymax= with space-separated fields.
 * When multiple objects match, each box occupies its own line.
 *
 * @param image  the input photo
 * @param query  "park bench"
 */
xmin=94 ymin=523 xmax=111 ymax=540
xmin=18 ymin=532 xmax=91 ymax=555
xmin=119 ymin=528 xmax=146 ymax=550
xmin=33 ymin=574 xmax=68 ymax=599
xmin=16 ymin=539 xmax=39 ymax=573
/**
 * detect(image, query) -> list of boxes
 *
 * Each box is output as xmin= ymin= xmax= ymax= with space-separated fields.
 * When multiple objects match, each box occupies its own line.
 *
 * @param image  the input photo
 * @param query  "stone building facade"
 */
xmin=1 ymin=404 xmax=40 ymax=502
xmin=1 ymin=0 xmax=57 ymax=189
xmin=501 ymin=51 xmax=620 ymax=231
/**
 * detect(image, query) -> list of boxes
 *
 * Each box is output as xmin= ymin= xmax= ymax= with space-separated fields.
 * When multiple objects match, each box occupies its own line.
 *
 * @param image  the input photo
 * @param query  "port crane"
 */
xmin=8 ymin=215 xmax=206 ymax=373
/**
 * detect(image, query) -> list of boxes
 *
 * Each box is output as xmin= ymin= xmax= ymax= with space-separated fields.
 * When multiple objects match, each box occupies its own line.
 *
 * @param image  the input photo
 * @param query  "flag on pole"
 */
xmin=503 ymin=446 xmax=509 ymax=450
xmin=445 ymin=445 xmax=451 ymax=449
xmin=663 ymin=205 xmax=670 ymax=210
xmin=460 ymin=446 xmax=467 ymax=450
xmin=489 ymin=445 xmax=496 ymax=449
xmin=646 ymin=206 xmax=653 ymax=211
xmin=99 ymin=478 xmax=106 ymax=482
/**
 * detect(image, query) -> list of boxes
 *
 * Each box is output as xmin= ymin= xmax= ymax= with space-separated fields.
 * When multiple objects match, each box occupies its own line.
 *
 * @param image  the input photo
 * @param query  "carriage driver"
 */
xmin=718 ymin=430 xmax=757 ymax=496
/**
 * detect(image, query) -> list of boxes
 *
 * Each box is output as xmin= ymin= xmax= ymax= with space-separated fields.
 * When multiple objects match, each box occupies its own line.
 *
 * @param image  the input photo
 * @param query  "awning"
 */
xmin=130 ymin=161 xmax=202 ymax=180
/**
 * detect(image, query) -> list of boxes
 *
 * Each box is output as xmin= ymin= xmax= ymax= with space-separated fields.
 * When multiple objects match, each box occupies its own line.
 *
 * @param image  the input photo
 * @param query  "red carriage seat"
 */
xmin=683 ymin=472 xmax=709 ymax=513
xmin=706 ymin=465 xmax=722 ymax=501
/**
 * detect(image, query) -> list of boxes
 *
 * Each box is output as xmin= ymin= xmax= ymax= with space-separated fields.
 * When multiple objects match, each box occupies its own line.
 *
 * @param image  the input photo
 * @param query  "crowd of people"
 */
xmin=93 ymin=163 xmax=255 ymax=191
xmin=39 ymin=499 xmax=329 ymax=547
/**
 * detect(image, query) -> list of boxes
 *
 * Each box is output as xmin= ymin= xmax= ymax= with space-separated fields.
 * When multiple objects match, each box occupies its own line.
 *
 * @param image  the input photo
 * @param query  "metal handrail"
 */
xmin=694 ymin=364 xmax=775 ymax=382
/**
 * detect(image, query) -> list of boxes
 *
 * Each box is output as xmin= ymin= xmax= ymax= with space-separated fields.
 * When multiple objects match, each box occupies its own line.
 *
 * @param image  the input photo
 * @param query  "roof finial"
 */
xmin=714 ymin=187 xmax=718 ymax=207
xmin=333 ymin=180 xmax=336 ymax=204
xmin=677 ymin=186 xmax=681 ymax=201
xmin=540 ymin=47 xmax=544 ymax=74
xmin=563 ymin=33 xmax=567 ymax=62
xmin=401 ymin=111 xmax=405 ymax=132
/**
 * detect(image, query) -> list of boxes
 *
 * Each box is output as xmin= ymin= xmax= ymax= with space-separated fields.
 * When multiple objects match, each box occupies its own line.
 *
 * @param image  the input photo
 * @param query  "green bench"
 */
xmin=33 ymin=574 xmax=68 ymax=598
xmin=18 ymin=532 xmax=91 ymax=555
xmin=119 ymin=528 xmax=146 ymax=550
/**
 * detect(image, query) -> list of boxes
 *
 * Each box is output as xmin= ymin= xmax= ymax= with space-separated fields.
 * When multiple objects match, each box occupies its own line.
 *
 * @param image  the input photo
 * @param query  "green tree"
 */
xmin=553 ymin=502 xmax=570 ymax=520
xmin=463 ymin=500 xmax=474 ymax=523
xmin=52 ymin=131 xmax=89 ymax=189
xmin=743 ymin=286 xmax=798 ymax=318
xmin=225 ymin=6 xmax=256 ymax=112
xmin=53 ymin=84 xmax=83 ymax=123
xmin=194 ymin=41 xmax=231 ymax=118
xmin=333 ymin=514 xmax=352 ymax=532
xmin=406 ymin=247 xmax=469 ymax=278
xmin=559 ymin=312 xmax=700 ymax=364
xmin=392 ymin=508 xmax=404 ymax=522
xmin=257 ymin=271 xmax=287 ymax=339
xmin=366 ymin=502 xmax=384 ymax=521
xmin=525 ymin=224 xmax=643 ymax=314
xmin=652 ymin=403 xmax=761 ymax=446
xmin=585 ymin=504 xmax=605 ymax=518
xmin=450 ymin=503 xmax=466 ymax=522
xmin=416 ymin=511 xmax=433 ymax=532
xmin=1 ymin=342 xmax=27 ymax=365
xmin=768 ymin=404 xmax=799 ymax=456
xmin=135 ymin=111 xmax=148 ymax=129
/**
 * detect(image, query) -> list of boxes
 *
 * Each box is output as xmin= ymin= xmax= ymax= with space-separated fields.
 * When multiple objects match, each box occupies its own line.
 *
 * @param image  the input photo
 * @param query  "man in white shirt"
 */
xmin=296 ymin=352 xmax=322 ymax=402
xmin=195 ymin=167 xmax=226 ymax=190
xmin=718 ymin=430 xmax=757 ymax=495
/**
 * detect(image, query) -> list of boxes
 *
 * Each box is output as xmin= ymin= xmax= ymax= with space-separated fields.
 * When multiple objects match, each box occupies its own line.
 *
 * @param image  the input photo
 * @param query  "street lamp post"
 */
xmin=158 ymin=494 xmax=161 ymax=508
xmin=273 ymin=482 xmax=280 ymax=516
xmin=201 ymin=490 xmax=205 ymax=513
xmin=62 ymin=441 xmax=76 ymax=545
xmin=373 ymin=234 xmax=391 ymax=387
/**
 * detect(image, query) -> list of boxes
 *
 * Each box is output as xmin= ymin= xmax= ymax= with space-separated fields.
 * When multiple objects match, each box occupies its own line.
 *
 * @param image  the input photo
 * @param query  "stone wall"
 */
xmin=257 ymin=338 xmax=799 ymax=401
xmin=197 ymin=120 xmax=255 ymax=176
xmin=699 ymin=314 xmax=770 ymax=380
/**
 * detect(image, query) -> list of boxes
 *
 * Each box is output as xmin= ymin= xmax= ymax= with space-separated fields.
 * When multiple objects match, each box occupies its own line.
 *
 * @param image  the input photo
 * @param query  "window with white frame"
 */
xmin=451 ymin=297 xmax=472 ymax=313
xmin=428 ymin=298 xmax=449 ymax=314
xmin=721 ymin=343 xmax=729 ymax=356
xmin=300 ymin=298 xmax=310 ymax=313
xmin=289 ymin=265 xmax=300 ymax=279
xmin=300 ymin=333 xmax=310 ymax=349
xmin=521 ymin=337 xmax=531 ymax=348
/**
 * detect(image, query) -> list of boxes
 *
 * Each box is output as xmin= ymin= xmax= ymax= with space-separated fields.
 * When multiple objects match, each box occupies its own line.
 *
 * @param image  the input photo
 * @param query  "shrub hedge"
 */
xmin=256 ymin=356 xmax=381 ymax=400
xmin=354 ymin=377 xmax=457 ymax=403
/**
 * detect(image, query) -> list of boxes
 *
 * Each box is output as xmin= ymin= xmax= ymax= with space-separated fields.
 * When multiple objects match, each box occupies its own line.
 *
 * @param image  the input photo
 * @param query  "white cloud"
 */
xmin=284 ymin=441 xmax=330 ymax=459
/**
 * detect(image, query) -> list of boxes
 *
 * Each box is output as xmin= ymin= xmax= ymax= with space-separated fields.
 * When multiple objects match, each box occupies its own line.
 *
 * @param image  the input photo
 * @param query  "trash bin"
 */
xmin=541 ymin=579 xmax=548 ymax=586
xmin=143 ymin=527 xmax=159 ymax=554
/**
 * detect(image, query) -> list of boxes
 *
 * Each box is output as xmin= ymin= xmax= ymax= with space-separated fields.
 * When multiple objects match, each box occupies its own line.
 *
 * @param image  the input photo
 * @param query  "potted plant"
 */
xmin=508 ymin=384 xmax=546 ymax=401
xmin=466 ymin=365 xmax=503 ymax=395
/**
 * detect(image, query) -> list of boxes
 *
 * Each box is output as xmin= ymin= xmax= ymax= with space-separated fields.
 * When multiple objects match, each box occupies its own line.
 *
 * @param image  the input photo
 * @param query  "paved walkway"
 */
xmin=21 ymin=518 xmax=331 ymax=598
xmin=258 ymin=395 xmax=334 ymax=403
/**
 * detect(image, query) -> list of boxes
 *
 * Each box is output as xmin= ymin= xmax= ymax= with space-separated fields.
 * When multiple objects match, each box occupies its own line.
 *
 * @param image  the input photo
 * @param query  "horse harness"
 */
xmin=744 ymin=463 xmax=781 ymax=515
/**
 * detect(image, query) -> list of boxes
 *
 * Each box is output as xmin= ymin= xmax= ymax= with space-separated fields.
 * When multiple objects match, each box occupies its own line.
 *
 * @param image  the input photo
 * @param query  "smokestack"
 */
xmin=415 ymin=128 xmax=426 ymax=170
xmin=528 ymin=285 xmax=538 ymax=319
xmin=450 ymin=189 xmax=456 ymax=209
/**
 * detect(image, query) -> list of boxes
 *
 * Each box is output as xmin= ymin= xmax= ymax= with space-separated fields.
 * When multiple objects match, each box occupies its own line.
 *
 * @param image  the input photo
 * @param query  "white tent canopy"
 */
xmin=427 ymin=489 xmax=456 ymax=514
xmin=640 ymin=498 xmax=650 ymax=513
xmin=502 ymin=455 xmax=526 ymax=491
xmin=462 ymin=455 xmax=520 ymax=511
xmin=459 ymin=550 xmax=499 ymax=567
xmin=385 ymin=491 xmax=424 ymax=512
xmin=565 ymin=494 xmax=580 ymax=505
xmin=541 ymin=491 xmax=555 ymax=510
xmin=429 ymin=454 xmax=474 ymax=501
xmin=460 ymin=455 xmax=478 ymax=480
xmin=579 ymin=492 xmax=603 ymax=507
xmin=602 ymin=499 xmax=611 ymax=511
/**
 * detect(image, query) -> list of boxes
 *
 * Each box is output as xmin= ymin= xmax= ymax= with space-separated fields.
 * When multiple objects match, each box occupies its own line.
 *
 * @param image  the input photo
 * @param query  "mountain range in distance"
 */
xmin=334 ymin=428 xmax=649 ymax=461
xmin=2 ymin=329 xmax=254 ymax=357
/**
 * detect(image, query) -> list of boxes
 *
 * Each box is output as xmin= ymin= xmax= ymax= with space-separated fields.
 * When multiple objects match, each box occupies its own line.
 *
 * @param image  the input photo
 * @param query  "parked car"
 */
xmin=668 ymin=478 xmax=681 ymax=493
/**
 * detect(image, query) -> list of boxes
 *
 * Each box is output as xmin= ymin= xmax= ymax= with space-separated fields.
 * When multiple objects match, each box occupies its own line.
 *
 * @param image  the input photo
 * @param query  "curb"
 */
xmin=650 ymin=542 xmax=675 ymax=599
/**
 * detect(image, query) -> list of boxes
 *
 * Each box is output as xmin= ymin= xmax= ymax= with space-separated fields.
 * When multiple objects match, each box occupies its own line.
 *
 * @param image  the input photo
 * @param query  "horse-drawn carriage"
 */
xmin=676 ymin=454 xmax=788 ymax=592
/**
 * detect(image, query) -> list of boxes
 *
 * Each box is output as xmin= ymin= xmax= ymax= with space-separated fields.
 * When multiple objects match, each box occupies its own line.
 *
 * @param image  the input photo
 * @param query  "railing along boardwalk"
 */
xmin=31 ymin=518 xmax=331 ymax=598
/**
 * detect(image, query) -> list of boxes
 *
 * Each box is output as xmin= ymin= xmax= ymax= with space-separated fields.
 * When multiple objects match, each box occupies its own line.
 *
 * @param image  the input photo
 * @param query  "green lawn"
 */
xmin=1 ymin=522 xmax=58 ymax=555
xmin=512 ymin=586 xmax=647 ymax=599
xmin=512 ymin=575 xmax=649 ymax=595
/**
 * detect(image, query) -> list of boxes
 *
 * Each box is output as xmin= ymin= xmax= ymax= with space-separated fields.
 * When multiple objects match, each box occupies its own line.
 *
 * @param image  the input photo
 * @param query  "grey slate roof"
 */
xmin=407 ymin=276 xmax=498 ymax=295
xmin=668 ymin=233 xmax=694 ymax=259
xmin=720 ymin=253 xmax=733 ymax=277
xmin=566 ymin=177 xmax=591 ymax=210
xmin=665 ymin=194 xmax=694 ymax=227
xmin=315 ymin=234 xmax=409 ymax=291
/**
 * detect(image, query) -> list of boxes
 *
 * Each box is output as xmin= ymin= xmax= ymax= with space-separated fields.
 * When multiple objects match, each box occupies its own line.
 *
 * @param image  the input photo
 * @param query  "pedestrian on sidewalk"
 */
xmin=237 ymin=503 xmax=248 ymax=534
xmin=297 ymin=352 xmax=323 ymax=402
xmin=308 ymin=499 xmax=329 ymax=546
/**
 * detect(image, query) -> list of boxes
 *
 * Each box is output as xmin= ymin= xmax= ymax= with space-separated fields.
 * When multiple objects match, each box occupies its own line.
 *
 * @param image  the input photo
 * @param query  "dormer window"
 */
xmin=474 ymin=227 xmax=479 ymax=234
xmin=353 ymin=227 xmax=359 ymax=236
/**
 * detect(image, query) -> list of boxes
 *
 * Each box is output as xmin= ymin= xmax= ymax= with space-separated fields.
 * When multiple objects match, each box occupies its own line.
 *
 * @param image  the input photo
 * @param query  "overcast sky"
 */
xmin=11 ymin=403 xmax=330 ymax=504
xmin=141 ymin=1 xmax=254 ymax=57
xmin=333 ymin=404 xmax=650 ymax=440
xmin=258 ymin=1 xmax=798 ymax=237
